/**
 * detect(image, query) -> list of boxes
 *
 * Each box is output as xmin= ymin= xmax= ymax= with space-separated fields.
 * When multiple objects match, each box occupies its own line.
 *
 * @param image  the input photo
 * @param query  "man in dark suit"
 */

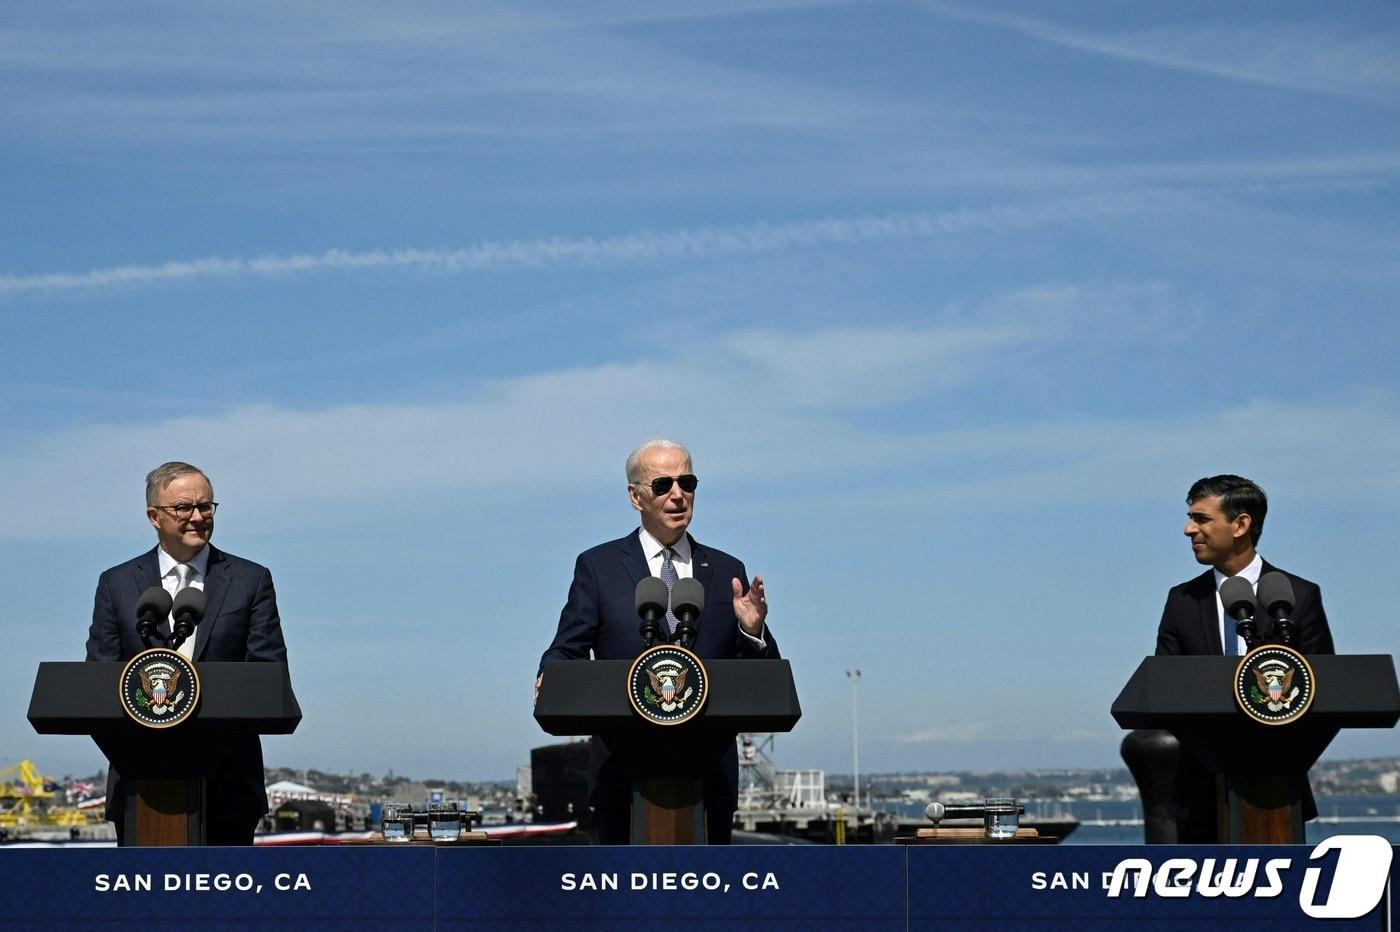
xmin=1154 ymin=474 xmax=1334 ymax=841
xmin=86 ymin=461 xmax=287 ymax=845
xmin=538 ymin=438 xmax=778 ymax=844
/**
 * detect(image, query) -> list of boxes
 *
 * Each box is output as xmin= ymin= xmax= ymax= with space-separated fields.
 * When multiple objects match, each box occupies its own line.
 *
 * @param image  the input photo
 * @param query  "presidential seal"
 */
xmin=627 ymin=644 xmax=708 ymax=726
xmin=1234 ymin=644 xmax=1315 ymax=726
xmin=119 ymin=648 xmax=201 ymax=729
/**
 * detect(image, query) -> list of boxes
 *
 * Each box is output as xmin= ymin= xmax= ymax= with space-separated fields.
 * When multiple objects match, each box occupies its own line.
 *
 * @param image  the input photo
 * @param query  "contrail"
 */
xmin=0 ymin=190 xmax=1183 ymax=297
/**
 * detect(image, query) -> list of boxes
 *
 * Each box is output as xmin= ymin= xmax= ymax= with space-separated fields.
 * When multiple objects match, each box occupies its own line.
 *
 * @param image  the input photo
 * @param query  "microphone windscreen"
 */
xmin=136 ymin=586 xmax=173 ymax=620
xmin=1219 ymin=576 xmax=1257 ymax=618
xmin=1257 ymin=572 xmax=1295 ymax=619
xmin=671 ymin=578 xmax=705 ymax=618
xmin=635 ymin=577 xmax=669 ymax=617
xmin=172 ymin=586 xmax=206 ymax=623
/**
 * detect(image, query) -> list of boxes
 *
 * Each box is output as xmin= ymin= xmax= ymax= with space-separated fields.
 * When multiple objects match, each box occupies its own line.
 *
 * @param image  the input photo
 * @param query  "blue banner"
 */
xmin=0 ymin=840 xmax=1391 ymax=929
xmin=0 ymin=847 xmax=435 ymax=930
xmin=437 ymin=845 xmax=907 ymax=930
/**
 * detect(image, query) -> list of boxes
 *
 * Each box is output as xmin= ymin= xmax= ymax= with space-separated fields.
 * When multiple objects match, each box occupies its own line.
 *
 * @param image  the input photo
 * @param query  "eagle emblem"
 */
xmin=141 ymin=666 xmax=183 ymax=714
xmin=1253 ymin=666 xmax=1297 ymax=711
xmin=1234 ymin=645 xmax=1315 ymax=725
xmin=648 ymin=666 xmax=688 ymax=707
xmin=627 ymin=645 xmax=708 ymax=725
xmin=120 ymin=648 xmax=200 ymax=728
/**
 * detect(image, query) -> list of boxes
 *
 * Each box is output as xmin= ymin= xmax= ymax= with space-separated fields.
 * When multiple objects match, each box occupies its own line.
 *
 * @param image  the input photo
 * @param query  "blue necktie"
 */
xmin=1223 ymin=603 xmax=1239 ymax=657
xmin=660 ymin=547 xmax=680 ymax=634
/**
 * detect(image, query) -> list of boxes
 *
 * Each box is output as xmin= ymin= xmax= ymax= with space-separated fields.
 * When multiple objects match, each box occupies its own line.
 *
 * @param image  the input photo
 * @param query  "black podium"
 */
xmin=28 ymin=661 xmax=301 ymax=846
xmin=1112 ymin=654 xmax=1399 ymax=843
xmin=535 ymin=659 xmax=800 ymax=844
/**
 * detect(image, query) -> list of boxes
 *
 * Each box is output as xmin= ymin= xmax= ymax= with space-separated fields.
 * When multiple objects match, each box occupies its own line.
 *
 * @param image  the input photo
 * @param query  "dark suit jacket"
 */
xmin=1154 ymin=561 xmax=1334 ymax=838
xmin=539 ymin=530 xmax=779 ymax=825
xmin=1155 ymin=561 xmax=1334 ymax=657
xmin=85 ymin=544 xmax=287 ymax=827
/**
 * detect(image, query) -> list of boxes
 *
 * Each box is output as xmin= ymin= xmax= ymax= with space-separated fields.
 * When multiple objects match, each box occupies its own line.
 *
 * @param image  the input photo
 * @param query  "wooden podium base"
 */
xmin=126 ymin=778 xmax=204 ymax=846
xmin=631 ymin=777 xmax=706 ymax=845
xmin=1222 ymin=773 xmax=1305 ymax=844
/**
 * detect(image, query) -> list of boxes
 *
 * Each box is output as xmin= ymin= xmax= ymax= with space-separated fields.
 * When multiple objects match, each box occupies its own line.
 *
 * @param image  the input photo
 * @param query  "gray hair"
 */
xmin=145 ymin=462 xmax=213 ymax=506
xmin=625 ymin=438 xmax=692 ymax=485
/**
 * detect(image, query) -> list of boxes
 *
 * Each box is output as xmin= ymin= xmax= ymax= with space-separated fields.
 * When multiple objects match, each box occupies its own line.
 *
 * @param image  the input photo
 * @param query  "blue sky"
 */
xmin=3 ymin=0 xmax=1398 ymax=782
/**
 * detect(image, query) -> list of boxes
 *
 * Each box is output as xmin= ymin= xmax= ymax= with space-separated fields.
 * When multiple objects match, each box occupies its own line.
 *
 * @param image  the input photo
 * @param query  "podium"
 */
xmin=535 ymin=659 xmax=800 ymax=844
xmin=28 ymin=661 xmax=301 ymax=846
xmin=1112 ymin=654 xmax=1399 ymax=843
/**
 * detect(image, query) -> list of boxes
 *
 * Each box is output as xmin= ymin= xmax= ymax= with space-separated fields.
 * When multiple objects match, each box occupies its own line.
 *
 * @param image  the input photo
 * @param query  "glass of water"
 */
xmin=381 ymin=801 xmax=415 ymax=842
xmin=428 ymin=802 xmax=463 ymax=842
xmin=984 ymin=798 xmax=1019 ymax=839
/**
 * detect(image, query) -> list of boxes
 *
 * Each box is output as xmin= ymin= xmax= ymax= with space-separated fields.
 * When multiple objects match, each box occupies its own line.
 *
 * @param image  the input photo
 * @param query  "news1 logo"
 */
xmin=1104 ymin=836 xmax=1392 ymax=919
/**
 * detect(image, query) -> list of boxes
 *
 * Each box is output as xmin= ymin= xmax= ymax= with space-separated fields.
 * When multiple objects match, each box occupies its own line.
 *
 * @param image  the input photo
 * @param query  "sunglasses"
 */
xmin=641 ymin=474 xmax=698 ymax=496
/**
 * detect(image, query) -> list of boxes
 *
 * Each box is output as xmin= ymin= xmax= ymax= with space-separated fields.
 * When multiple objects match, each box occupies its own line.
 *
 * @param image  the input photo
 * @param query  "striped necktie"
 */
xmin=659 ymin=547 xmax=680 ymax=634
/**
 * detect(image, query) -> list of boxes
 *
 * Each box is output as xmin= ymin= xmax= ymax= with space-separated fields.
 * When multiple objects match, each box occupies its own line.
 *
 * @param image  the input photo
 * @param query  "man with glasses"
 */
xmin=538 ymin=438 xmax=778 ymax=843
xmin=85 ymin=461 xmax=287 ymax=845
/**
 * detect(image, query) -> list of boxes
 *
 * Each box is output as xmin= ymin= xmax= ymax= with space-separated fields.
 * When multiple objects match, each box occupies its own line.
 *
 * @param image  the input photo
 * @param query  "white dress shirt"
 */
xmin=157 ymin=544 xmax=209 ymax=659
xmin=637 ymin=527 xmax=765 ymax=648
xmin=638 ymin=527 xmax=694 ymax=580
xmin=1212 ymin=552 xmax=1263 ymax=655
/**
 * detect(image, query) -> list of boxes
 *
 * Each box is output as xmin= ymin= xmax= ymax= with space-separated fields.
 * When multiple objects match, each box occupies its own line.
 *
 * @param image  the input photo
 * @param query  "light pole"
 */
xmin=846 ymin=669 xmax=861 ymax=814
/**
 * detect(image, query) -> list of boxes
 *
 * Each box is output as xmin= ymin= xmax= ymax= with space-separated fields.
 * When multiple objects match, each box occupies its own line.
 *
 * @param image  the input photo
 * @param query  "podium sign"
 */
xmin=1112 ymin=654 xmax=1399 ymax=843
xmin=29 ymin=661 xmax=300 ymax=847
xmin=535 ymin=659 xmax=800 ymax=844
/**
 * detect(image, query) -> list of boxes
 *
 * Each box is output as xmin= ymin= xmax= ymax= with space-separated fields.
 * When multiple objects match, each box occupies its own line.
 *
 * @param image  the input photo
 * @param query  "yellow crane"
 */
xmin=0 ymin=760 xmax=99 ymax=830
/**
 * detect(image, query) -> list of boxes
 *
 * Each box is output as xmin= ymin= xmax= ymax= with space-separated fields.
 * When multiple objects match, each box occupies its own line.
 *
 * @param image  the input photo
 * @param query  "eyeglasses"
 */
xmin=638 ymin=474 xmax=698 ymax=496
xmin=155 ymin=501 xmax=219 ymax=519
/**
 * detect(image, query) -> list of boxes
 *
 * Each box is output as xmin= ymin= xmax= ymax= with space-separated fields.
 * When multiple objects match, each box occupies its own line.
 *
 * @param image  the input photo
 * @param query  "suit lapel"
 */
xmin=1192 ymin=570 xmax=1222 ymax=654
xmin=130 ymin=547 xmax=162 ymax=635
xmin=196 ymin=546 xmax=231 ymax=660
xmin=130 ymin=547 xmax=161 ymax=586
xmin=619 ymin=530 xmax=650 ymax=588
xmin=690 ymin=535 xmax=715 ymax=611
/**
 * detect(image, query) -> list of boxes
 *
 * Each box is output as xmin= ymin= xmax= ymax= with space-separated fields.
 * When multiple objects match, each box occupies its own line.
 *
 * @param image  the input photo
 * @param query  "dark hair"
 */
xmin=1186 ymin=475 xmax=1267 ymax=545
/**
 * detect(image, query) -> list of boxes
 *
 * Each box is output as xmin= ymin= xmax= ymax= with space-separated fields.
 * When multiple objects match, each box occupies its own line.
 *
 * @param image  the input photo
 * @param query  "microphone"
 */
xmin=670 ymin=578 xmax=705 ymax=649
xmin=170 ymin=587 xmax=206 ymax=649
xmin=135 ymin=587 xmax=174 ymax=648
xmin=925 ymin=801 xmax=1025 ymax=823
xmin=634 ymin=577 xmax=669 ymax=649
xmin=1219 ymin=575 xmax=1259 ymax=650
xmin=1257 ymin=572 xmax=1296 ymax=647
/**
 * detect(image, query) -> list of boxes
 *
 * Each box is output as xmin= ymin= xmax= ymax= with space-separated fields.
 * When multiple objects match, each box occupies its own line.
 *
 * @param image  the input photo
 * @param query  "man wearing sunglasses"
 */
xmin=538 ymin=438 xmax=779 ymax=844
xmin=85 ymin=461 xmax=288 ymax=845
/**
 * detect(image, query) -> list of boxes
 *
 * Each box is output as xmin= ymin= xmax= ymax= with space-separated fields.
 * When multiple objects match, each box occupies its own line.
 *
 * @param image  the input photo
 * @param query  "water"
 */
xmin=889 ymin=795 xmax=1400 ymax=845
xmin=429 ymin=813 xmax=463 ymax=842
xmin=984 ymin=799 xmax=1020 ymax=839
xmin=380 ymin=802 xmax=416 ymax=842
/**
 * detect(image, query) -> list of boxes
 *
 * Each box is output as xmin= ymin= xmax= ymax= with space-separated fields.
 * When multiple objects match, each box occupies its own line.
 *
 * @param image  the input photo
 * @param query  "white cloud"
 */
xmin=0 ymin=191 xmax=1189 ymax=297
xmin=725 ymin=325 xmax=1038 ymax=409
xmin=2 ymin=310 xmax=1396 ymax=542
xmin=2 ymin=0 xmax=894 ymax=148
xmin=921 ymin=2 xmax=1400 ymax=102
